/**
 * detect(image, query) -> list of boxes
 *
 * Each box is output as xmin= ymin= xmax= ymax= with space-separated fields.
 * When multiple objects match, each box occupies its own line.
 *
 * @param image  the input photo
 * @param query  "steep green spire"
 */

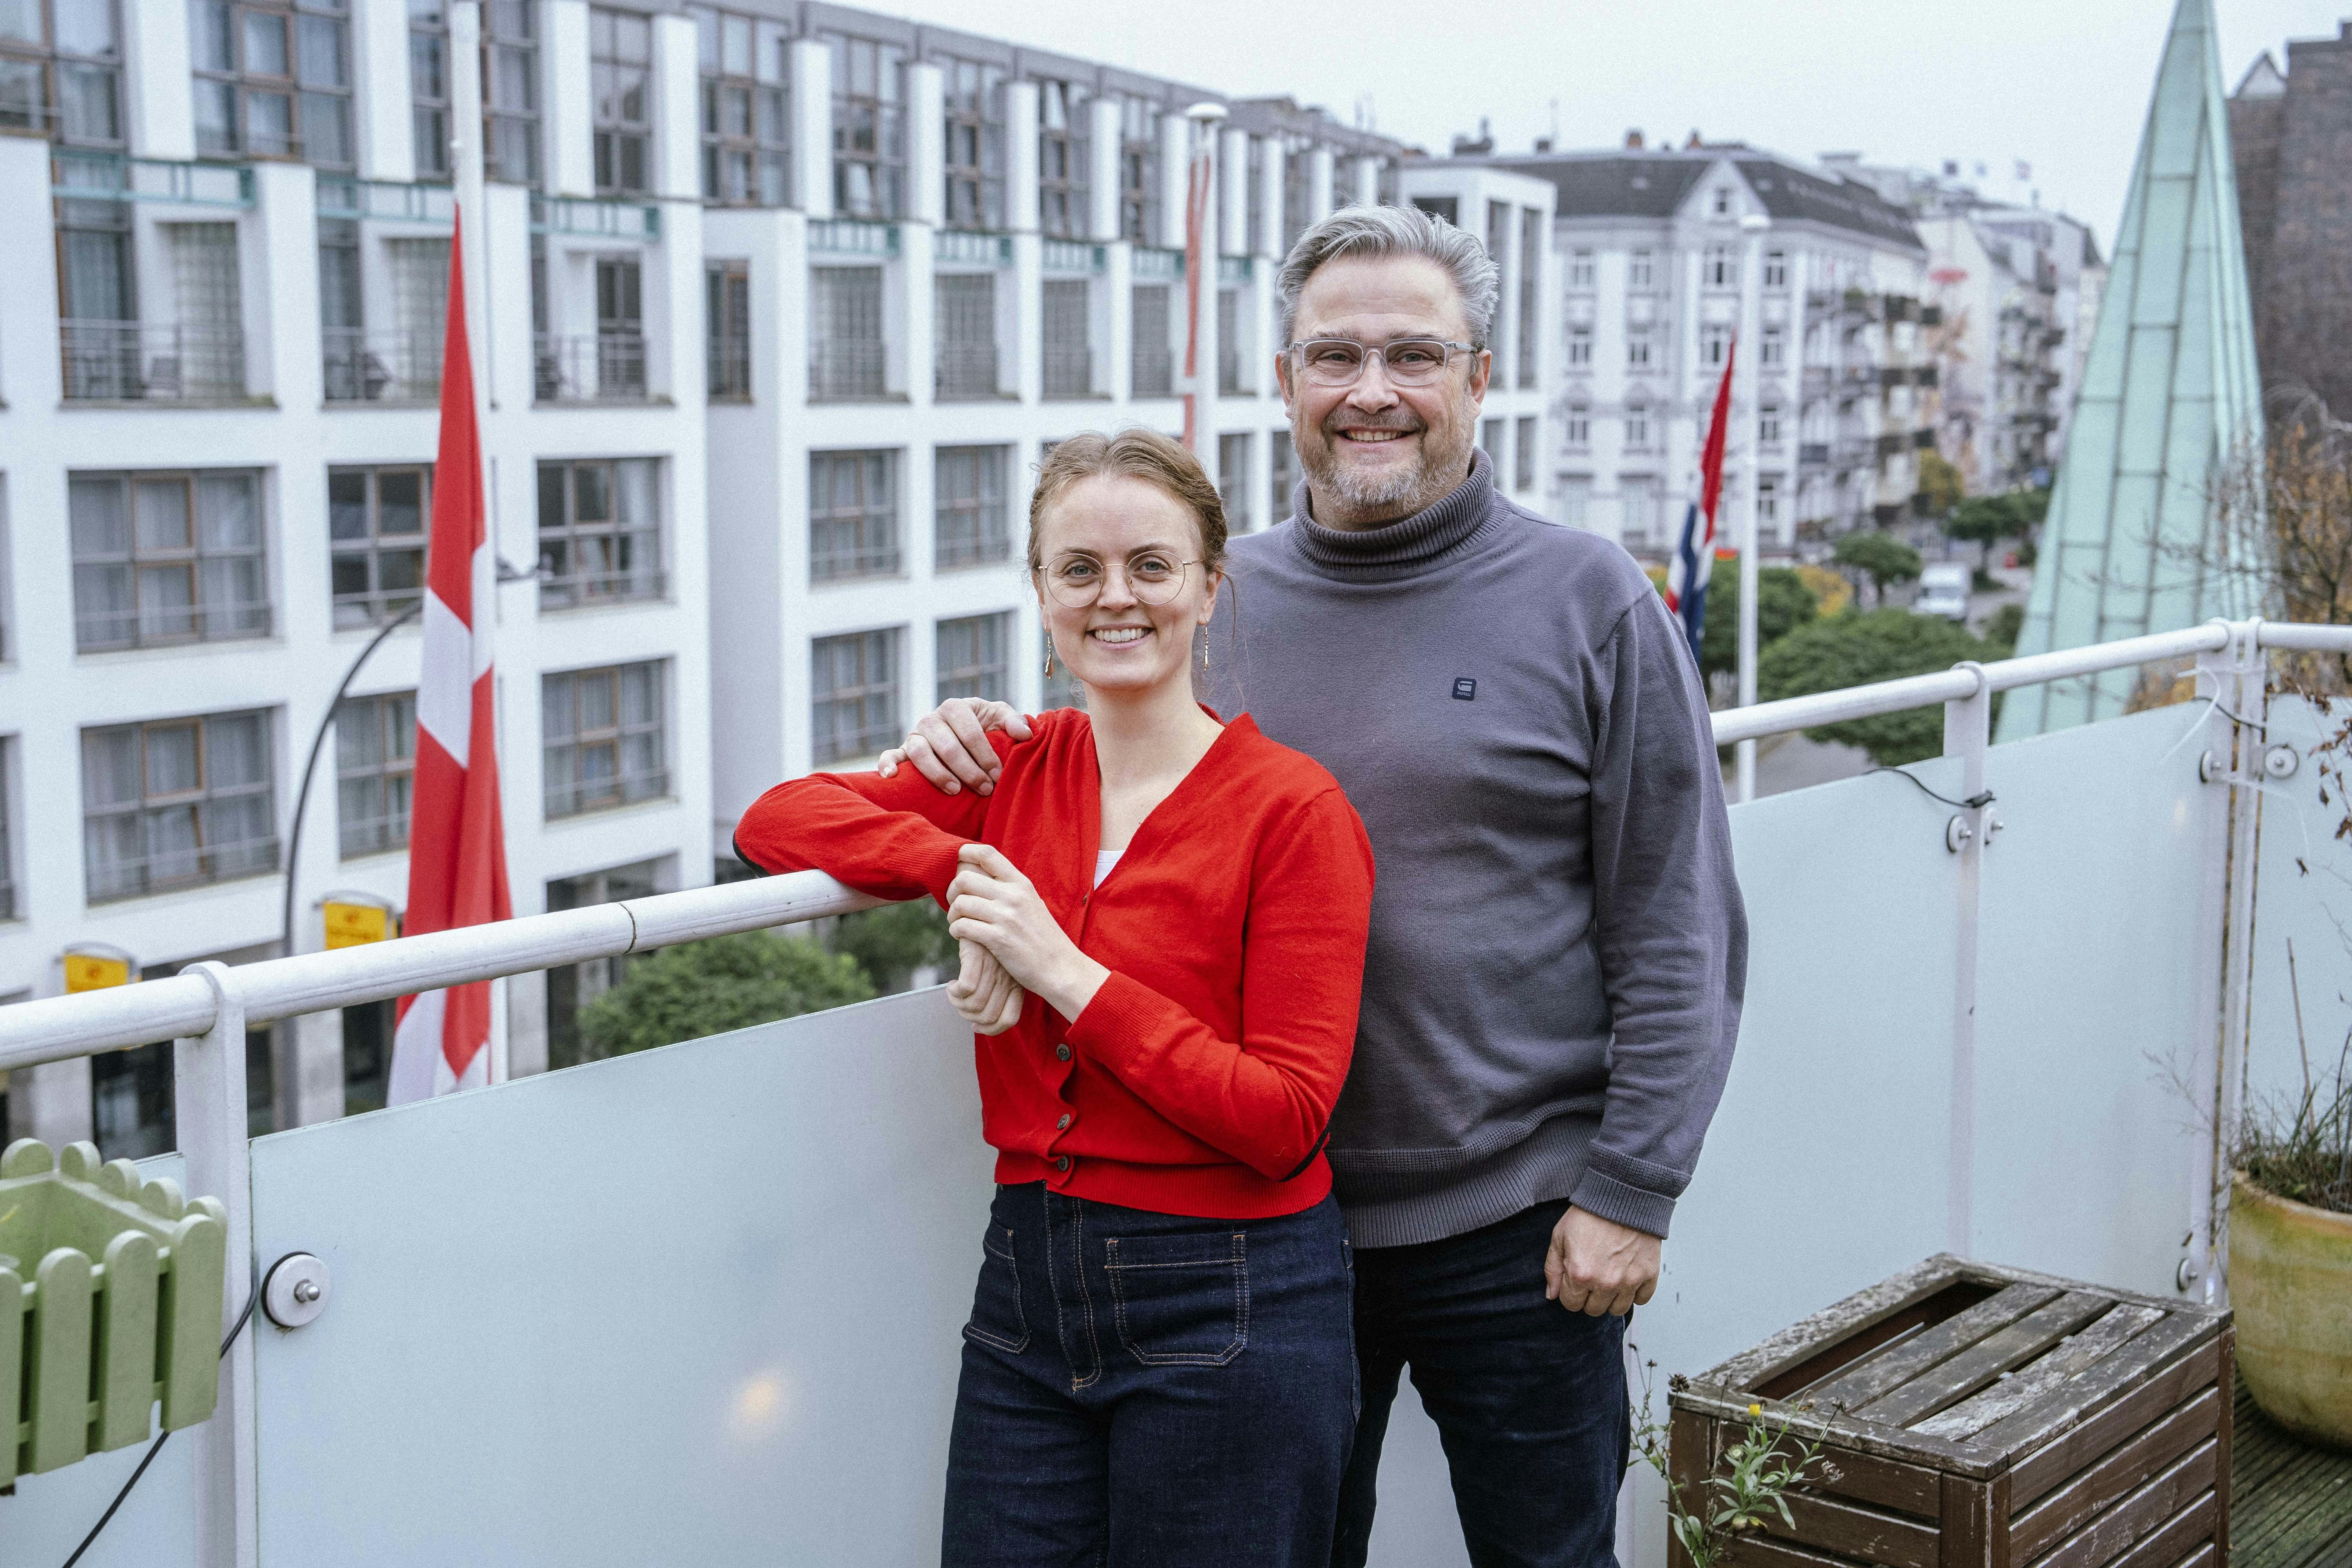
xmin=1998 ymin=0 xmax=2265 ymax=739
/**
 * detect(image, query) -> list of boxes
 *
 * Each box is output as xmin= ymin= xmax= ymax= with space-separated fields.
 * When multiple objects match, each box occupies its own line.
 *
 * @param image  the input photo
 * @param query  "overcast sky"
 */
xmin=869 ymin=0 xmax=2348 ymax=258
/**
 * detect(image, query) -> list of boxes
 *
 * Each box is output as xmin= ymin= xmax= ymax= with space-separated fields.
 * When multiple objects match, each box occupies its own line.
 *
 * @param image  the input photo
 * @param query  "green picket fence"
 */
xmin=1 ymin=1138 xmax=228 ymax=1480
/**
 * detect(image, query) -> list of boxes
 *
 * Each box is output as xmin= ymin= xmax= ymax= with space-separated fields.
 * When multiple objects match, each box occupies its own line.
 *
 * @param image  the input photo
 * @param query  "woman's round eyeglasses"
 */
xmin=1040 ymin=552 xmax=1204 ymax=608
xmin=1286 ymin=338 xmax=1479 ymax=388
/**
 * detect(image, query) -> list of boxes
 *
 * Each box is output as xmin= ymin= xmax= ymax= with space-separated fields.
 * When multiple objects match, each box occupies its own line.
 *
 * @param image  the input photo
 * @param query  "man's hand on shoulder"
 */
xmin=877 ymin=699 xmax=1032 ymax=795
xmin=1544 ymin=1206 xmax=1660 ymax=1317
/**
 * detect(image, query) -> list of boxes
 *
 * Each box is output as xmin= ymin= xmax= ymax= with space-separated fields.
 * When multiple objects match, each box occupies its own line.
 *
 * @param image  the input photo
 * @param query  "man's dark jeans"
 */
xmin=1335 ymin=1199 xmax=1630 ymax=1568
xmin=942 ymin=1181 xmax=1357 ymax=1568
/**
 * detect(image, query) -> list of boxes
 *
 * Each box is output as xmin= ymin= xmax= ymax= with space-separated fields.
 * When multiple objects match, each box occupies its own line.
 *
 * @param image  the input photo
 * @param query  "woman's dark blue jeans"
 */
xmin=941 ymin=1181 xmax=1357 ymax=1568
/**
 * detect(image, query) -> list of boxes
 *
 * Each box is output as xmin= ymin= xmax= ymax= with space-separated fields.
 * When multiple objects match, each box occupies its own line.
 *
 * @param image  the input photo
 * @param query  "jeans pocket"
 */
xmin=1104 ymin=1230 xmax=1248 ymax=1367
xmin=963 ymin=1221 xmax=1030 ymax=1354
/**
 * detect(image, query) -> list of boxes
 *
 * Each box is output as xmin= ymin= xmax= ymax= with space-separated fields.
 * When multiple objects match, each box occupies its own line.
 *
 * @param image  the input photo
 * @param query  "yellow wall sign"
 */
xmin=64 ymin=953 xmax=132 ymax=992
xmin=323 ymin=901 xmax=395 ymax=950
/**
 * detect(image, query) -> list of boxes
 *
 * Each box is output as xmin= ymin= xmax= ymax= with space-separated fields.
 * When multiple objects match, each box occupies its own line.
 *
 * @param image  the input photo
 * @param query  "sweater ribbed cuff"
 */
xmin=1064 ymin=971 xmax=1165 ymax=1069
xmin=1567 ymin=1147 xmax=1681 ymax=1240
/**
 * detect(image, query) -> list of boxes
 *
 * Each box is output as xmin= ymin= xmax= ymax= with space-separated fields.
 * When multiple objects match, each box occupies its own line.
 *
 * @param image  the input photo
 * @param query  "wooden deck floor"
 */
xmin=2235 ymin=1375 xmax=2352 ymax=1567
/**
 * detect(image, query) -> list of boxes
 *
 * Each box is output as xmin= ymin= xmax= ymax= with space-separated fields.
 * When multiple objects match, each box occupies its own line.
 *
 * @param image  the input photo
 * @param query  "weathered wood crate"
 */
xmin=1669 ymin=1255 xmax=2232 ymax=1568
xmin=2 ymin=1138 xmax=228 ymax=1482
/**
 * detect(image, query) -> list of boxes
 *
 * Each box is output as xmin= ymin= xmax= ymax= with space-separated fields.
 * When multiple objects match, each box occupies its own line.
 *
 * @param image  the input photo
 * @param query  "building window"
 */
xmin=935 ymin=445 xmax=1009 ymax=569
xmin=1626 ymin=405 xmax=1650 ymax=449
xmin=1712 ymin=185 xmax=1731 ymax=215
xmin=590 ymin=7 xmax=650 ymax=196
xmin=1621 ymin=480 xmax=1658 ymax=546
xmin=1410 ymin=193 xmax=1457 ymax=226
xmin=0 ymin=0 xmax=123 ymax=146
xmin=812 ymin=628 xmax=900 ymax=764
xmin=409 ymin=0 xmax=446 ymax=176
xmin=83 ymin=710 xmax=276 ymax=902
xmin=1035 ymin=76 xmax=1090 ymax=240
xmin=1764 ymin=248 xmax=1788 ymax=289
xmin=191 ymin=0 xmax=350 ymax=167
xmin=1568 ymin=247 xmax=1595 ymax=289
xmin=545 ymin=858 xmax=664 ymax=1070
xmin=481 ymin=0 xmax=538 ymax=183
xmin=328 ymin=465 xmax=429 ymax=630
xmin=542 ymin=661 xmax=668 ymax=818
xmin=1042 ymin=278 xmax=1091 ymax=398
xmin=1704 ymin=245 xmax=1735 ymax=289
xmin=1566 ymin=404 xmax=1590 ymax=448
xmin=1702 ymin=325 xmax=1731 ymax=368
xmin=536 ymin=458 xmax=664 ymax=608
xmin=1759 ymin=476 xmax=1780 ymax=526
xmin=1626 ymin=331 xmax=1651 ymax=368
xmin=1517 ymin=209 xmax=1540 ymax=390
xmin=335 ymin=690 xmax=414 ymax=858
xmin=323 ymin=231 xmax=446 ymax=402
xmin=1759 ymin=404 xmax=1782 ymax=444
xmin=690 ymin=4 xmax=788 ymax=206
xmin=1131 ymin=283 xmax=1171 ymax=396
xmin=1281 ymin=135 xmax=1314 ymax=249
xmin=1245 ymin=136 xmax=1265 ymax=252
xmin=1484 ymin=199 xmax=1509 ymax=266
xmin=823 ymin=29 xmax=905 ymax=220
xmin=1628 ymin=249 xmax=1653 ymax=290
xmin=1568 ymin=325 xmax=1592 ymax=366
xmin=936 ymin=612 xmax=1009 ymax=703
xmin=809 ymin=450 xmax=898 ymax=583
xmin=940 ymin=56 xmax=1005 ymax=229
xmin=1481 ymin=417 xmax=1504 ymax=468
xmin=1561 ymin=475 xmax=1591 ymax=530
xmin=809 ymin=264 xmax=884 ymax=399
xmin=1268 ymin=428 xmax=1294 ymax=522
xmin=935 ymin=270 xmax=998 ymax=399
xmin=1117 ymin=94 xmax=1160 ymax=243
xmin=1515 ymin=416 xmax=1537 ymax=491
xmin=1218 ymin=433 xmax=1252 ymax=533
xmin=1761 ymin=326 xmax=1785 ymax=367
xmin=70 ymin=471 xmax=268 ymax=651
xmin=706 ymin=259 xmax=750 ymax=398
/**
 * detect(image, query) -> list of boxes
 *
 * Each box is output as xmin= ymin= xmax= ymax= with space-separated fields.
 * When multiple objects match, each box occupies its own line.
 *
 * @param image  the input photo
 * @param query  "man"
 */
xmin=881 ymin=205 xmax=1745 ymax=1568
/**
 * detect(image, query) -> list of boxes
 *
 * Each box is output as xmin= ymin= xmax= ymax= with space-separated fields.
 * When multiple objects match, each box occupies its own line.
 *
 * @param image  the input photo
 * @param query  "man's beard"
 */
xmin=1295 ymin=402 xmax=1475 ymax=519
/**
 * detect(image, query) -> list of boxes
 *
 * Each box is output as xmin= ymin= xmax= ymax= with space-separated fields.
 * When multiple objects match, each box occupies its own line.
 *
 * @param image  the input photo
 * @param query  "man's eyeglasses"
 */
xmin=1286 ymin=338 xmax=1480 ymax=388
xmin=1040 ymin=550 xmax=1205 ymax=608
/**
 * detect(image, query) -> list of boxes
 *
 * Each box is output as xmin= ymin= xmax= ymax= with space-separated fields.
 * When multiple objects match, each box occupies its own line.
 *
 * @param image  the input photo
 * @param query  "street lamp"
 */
xmin=1735 ymin=211 xmax=1772 ymax=802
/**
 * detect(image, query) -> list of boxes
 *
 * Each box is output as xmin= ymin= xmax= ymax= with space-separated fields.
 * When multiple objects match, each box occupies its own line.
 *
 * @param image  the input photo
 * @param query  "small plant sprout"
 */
xmin=1631 ymin=1360 xmax=1846 ymax=1568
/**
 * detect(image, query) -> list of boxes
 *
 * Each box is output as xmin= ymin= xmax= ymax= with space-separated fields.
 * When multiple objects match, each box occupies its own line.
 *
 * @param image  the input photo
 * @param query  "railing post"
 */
xmin=1942 ymin=661 xmax=1993 ymax=1258
xmin=2184 ymin=620 xmax=2267 ymax=1306
xmin=177 ymin=960 xmax=258 ymax=1568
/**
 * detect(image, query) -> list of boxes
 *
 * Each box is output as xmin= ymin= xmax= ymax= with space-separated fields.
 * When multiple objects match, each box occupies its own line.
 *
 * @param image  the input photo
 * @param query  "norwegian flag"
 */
xmin=388 ymin=213 xmax=511 ymax=1103
xmin=1662 ymin=341 xmax=1737 ymax=667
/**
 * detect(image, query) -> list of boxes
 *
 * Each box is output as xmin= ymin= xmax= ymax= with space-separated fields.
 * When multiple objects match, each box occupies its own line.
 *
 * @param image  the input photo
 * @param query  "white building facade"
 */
xmin=0 ymin=0 xmax=1463 ymax=1156
xmin=1444 ymin=147 xmax=1937 ymax=558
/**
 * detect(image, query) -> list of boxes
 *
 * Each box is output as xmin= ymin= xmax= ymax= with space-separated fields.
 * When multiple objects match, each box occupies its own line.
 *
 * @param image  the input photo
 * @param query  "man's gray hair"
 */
xmin=1276 ymin=203 xmax=1500 ymax=349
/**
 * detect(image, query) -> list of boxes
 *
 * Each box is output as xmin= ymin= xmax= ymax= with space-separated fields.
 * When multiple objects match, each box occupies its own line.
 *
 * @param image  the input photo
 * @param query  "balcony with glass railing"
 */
xmin=2 ymin=621 xmax=2347 ymax=1567
xmin=61 ymin=321 xmax=247 ymax=403
xmin=533 ymin=332 xmax=649 ymax=403
xmin=321 ymin=327 xmax=441 ymax=404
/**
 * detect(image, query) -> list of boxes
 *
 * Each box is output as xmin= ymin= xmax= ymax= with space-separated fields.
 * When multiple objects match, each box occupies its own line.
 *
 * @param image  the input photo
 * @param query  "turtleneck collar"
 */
xmin=1285 ymin=446 xmax=1501 ymax=581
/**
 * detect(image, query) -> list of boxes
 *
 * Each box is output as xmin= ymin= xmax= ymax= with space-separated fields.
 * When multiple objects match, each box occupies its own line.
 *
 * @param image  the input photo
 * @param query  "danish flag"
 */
xmin=1662 ymin=341 xmax=1736 ymax=667
xmin=388 ymin=214 xmax=512 ymax=1103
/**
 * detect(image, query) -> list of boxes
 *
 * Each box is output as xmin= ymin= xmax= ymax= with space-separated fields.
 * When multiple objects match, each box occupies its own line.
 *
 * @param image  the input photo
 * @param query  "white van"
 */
xmin=1914 ymin=563 xmax=1971 ymax=622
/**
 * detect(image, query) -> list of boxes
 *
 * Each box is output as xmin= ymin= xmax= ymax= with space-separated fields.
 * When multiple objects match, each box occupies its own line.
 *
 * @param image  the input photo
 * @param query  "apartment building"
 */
xmin=1435 ymin=142 xmax=1936 ymax=557
xmin=0 ymin=0 xmax=1470 ymax=1156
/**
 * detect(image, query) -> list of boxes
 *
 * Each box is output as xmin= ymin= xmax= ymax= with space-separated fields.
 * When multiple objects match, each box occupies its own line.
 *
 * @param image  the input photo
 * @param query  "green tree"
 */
xmin=1697 ymin=559 xmax=1818 ymax=681
xmin=1758 ymin=608 xmax=2003 ymax=766
xmin=1915 ymin=450 xmax=1965 ymax=519
xmin=1831 ymin=532 xmax=1924 ymax=604
xmin=1945 ymin=491 xmax=2031 ymax=548
xmin=830 ymin=899 xmax=957 ymax=993
xmin=578 ymin=931 xmax=875 ymax=1060
xmin=1983 ymin=601 xmax=2025 ymax=655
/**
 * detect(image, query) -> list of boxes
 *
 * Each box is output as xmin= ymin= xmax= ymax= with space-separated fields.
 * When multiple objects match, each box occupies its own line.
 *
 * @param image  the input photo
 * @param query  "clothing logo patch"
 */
xmin=1452 ymin=678 xmax=1477 ymax=701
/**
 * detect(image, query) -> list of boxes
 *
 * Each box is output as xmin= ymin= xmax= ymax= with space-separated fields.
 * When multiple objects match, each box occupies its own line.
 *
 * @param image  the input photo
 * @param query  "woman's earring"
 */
xmin=1044 ymin=633 xmax=1054 ymax=681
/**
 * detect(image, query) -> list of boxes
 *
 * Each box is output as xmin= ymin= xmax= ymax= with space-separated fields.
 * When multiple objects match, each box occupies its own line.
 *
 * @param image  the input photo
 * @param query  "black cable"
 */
xmin=60 ymin=1289 xmax=256 ymax=1568
xmin=1869 ymin=765 xmax=1996 ymax=813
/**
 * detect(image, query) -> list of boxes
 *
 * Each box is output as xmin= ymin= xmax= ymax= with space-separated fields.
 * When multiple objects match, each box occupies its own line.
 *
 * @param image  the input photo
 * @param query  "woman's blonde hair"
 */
xmin=1027 ymin=427 xmax=1229 ymax=578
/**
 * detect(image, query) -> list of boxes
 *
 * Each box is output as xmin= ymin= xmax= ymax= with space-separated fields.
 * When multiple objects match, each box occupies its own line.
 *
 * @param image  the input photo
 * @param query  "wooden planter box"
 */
xmin=1669 ymin=1255 xmax=2232 ymax=1568
xmin=2 ymin=1138 xmax=228 ymax=1482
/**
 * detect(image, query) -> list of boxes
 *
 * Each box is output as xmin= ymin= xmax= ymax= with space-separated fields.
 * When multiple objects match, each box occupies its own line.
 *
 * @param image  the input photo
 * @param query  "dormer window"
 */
xmin=1713 ymin=186 xmax=1731 ymax=215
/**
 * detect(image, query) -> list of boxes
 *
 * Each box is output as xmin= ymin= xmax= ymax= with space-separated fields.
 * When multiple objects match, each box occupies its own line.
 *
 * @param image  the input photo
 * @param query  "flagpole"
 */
xmin=1179 ymin=102 xmax=1224 ymax=453
xmin=1734 ymin=213 xmax=1771 ymax=802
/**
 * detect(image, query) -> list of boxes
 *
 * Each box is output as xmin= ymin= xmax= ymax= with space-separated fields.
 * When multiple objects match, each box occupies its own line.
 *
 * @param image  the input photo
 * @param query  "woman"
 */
xmin=734 ymin=428 xmax=1375 ymax=1568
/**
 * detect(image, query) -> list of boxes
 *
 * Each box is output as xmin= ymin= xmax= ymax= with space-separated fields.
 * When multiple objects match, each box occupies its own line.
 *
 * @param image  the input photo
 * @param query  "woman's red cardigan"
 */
xmin=733 ymin=708 xmax=1376 ymax=1219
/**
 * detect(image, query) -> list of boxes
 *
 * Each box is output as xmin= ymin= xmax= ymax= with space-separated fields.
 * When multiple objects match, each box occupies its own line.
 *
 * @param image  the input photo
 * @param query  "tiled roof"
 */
xmin=1474 ymin=151 xmax=1923 ymax=252
xmin=1733 ymin=158 xmax=1924 ymax=252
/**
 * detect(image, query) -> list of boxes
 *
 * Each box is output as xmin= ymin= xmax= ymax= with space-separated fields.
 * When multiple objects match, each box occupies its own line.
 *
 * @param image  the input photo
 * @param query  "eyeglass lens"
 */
xmin=1295 ymin=339 xmax=1454 ymax=387
xmin=1045 ymin=554 xmax=1192 ymax=607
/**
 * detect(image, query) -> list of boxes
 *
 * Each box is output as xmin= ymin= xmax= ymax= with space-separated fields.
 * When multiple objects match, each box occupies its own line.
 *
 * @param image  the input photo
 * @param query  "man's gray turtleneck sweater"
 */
xmin=1208 ymin=450 xmax=1747 ymax=1249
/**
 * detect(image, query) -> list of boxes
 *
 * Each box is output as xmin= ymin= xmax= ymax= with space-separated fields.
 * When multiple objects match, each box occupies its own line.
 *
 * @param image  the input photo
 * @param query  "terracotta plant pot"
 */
xmin=2230 ymin=1170 xmax=2352 ymax=1451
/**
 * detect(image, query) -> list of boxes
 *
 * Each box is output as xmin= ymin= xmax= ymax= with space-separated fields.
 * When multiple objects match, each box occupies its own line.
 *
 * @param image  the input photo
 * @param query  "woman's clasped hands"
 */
xmin=944 ymin=842 xmax=1111 ymax=1027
